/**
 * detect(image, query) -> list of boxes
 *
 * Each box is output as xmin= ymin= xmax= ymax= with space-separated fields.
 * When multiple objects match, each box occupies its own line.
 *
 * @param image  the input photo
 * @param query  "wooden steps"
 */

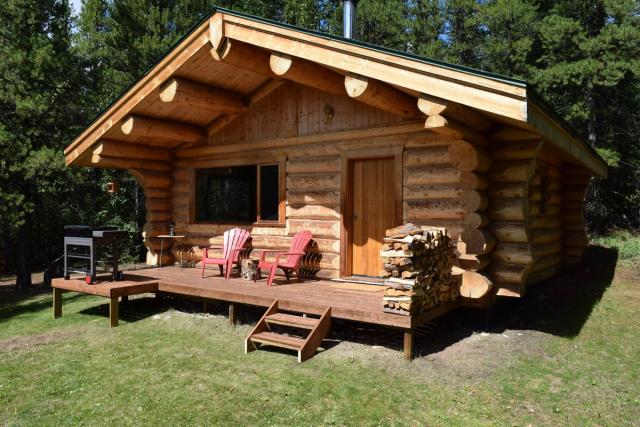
xmin=249 ymin=331 xmax=306 ymax=350
xmin=264 ymin=312 xmax=319 ymax=329
xmin=245 ymin=300 xmax=331 ymax=362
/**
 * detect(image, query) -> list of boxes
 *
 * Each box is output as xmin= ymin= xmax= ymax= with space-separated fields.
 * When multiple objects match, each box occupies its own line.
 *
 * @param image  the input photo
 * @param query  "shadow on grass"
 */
xmin=78 ymin=296 xmax=167 ymax=324
xmin=315 ymin=245 xmax=619 ymax=358
xmin=0 ymin=292 xmax=88 ymax=323
xmin=483 ymin=245 xmax=618 ymax=337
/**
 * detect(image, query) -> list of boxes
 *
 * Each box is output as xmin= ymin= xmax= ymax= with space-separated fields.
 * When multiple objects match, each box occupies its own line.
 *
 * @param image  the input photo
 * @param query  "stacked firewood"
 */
xmin=381 ymin=223 xmax=461 ymax=315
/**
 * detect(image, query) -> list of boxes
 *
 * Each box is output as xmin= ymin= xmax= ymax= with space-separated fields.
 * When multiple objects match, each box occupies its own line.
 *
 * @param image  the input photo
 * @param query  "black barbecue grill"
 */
xmin=63 ymin=225 xmax=128 ymax=283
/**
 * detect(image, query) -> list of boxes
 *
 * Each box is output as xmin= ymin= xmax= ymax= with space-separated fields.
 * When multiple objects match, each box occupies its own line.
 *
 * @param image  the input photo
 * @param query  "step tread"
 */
xmin=265 ymin=313 xmax=319 ymax=329
xmin=249 ymin=331 xmax=306 ymax=350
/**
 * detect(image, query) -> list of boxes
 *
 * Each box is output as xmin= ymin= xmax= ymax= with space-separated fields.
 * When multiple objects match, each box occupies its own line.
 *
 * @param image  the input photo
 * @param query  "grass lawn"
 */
xmin=1 ymin=246 xmax=639 ymax=426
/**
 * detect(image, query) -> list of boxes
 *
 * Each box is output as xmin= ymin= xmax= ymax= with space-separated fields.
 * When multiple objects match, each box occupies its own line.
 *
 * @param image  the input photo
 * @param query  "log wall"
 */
xmin=559 ymin=165 xmax=592 ymax=264
xmin=486 ymin=139 xmax=541 ymax=297
xmin=525 ymin=156 xmax=564 ymax=286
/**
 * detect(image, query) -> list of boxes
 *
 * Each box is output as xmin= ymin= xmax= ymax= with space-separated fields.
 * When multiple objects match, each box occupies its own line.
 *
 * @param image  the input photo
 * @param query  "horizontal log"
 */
xmin=287 ymin=190 xmax=340 ymax=205
xmin=212 ymin=38 xmax=272 ymax=75
xmin=404 ymin=200 xmax=465 ymax=220
xmin=132 ymin=171 xmax=173 ymax=189
xmin=93 ymin=139 xmax=172 ymax=161
xmin=159 ymin=77 xmax=248 ymax=113
xmin=121 ymin=115 xmax=205 ymax=143
xmin=495 ymin=282 xmax=524 ymax=297
xmin=448 ymin=140 xmax=491 ymax=172
xmin=173 ymin=169 xmax=192 ymax=181
xmin=545 ymin=192 xmax=562 ymax=206
xmin=529 ymin=254 xmax=561 ymax=274
xmin=531 ymin=228 xmax=562 ymax=244
xmin=287 ymin=219 xmax=340 ymax=239
xmin=491 ymin=140 xmax=540 ymax=160
xmin=457 ymin=228 xmax=496 ymax=255
xmin=403 ymin=146 xmax=451 ymax=167
xmin=403 ymin=184 xmax=464 ymax=201
xmin=489 ymin=160 xmax=536 ymax=183
xmin=146 ymin=211 xmax=172 ymax=223
xmin=403 ymin=165 xmax=460 ymax=186
xmin=345 ymin=72 xmax=420 ymax=118
xmin=563 ymin=246 xmax=586 ymax=258
xmin=271 ymin=52 xmax=344 ymax=96
xmin=530 ymin=216 xmax=562 ymax=229
xmin=491 ymin=127 xmax=540 ymax=142
xmin=145 ymin=198 xmax=172 ymax=212
xmin=463 ymin=213 xmax=489 ymax=229
xmin=424 ymin=117 xmax=488 ymax=147
xmin=529 ymin=188 xmax=542 ymax=202
xmin=459 ymin=172 xmax=489 ymax=190
xmin=286 ymin=173 xmax=340 ymax=190
xmin=532 ymin=242 xmax=563 ymax=258
xmin=462 ymin=190 xmax=488 ymax=212
xmin=525 ymin=265 xmax=557 ymax=286
xmin=546 ymin=166 xmax=562 ymax=180
xmin=417 ymin=94 xmax=491 ymax=131
xmin=488 ymin=198 xmax=524 ymax=221
xmin=287 ymin=156 xmax=340 ymax=174
xmin=90 ymin=155 xmax=172 ymax=173
xmin=490 ymin=221 xmax=527 ymax=243
xmin=457 ymin=254 xmax=491 ymax=271
xmin=146 ymin=188 xmax=172 ymax=199
xmin=490 ymin=262 xmax=528 ymax=284
xmin=547 ymin=177 xmax=561 ymax=191
xmin=286 ymin=204 xmax=340 ymax=220
xmin=488 ymin=182 xmax=527 ymax=199
xmin=490 ymin=243 xmax=532 ymax=265
xmin=460 ymin=271 xmax=493 ymax=299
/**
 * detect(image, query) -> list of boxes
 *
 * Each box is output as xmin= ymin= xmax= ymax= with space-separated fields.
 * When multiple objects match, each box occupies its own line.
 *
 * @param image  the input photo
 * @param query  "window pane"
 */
xmin=195 ymin=166 xmax=257 ymax=222
xmin=260 ymin=165 xmax=280 ymax=221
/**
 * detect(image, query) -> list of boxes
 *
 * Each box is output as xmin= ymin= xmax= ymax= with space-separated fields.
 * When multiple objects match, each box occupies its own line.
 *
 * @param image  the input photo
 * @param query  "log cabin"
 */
xmin=60 ymin=7 xmax=606 ymax=359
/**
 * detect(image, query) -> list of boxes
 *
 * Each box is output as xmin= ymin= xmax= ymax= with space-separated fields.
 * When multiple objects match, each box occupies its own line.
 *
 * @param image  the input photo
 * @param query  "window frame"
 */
xmin=190 ymin=158 xmax=285 ymax=226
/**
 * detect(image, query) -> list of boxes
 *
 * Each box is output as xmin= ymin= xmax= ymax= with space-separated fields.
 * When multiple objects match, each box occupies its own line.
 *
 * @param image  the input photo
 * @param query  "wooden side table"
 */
xmin=156 ymin=235 xmax=186 ymax=269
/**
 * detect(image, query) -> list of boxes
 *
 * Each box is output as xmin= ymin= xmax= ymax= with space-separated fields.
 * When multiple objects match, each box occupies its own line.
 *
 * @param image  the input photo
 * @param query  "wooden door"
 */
xmin=350 ymin=157 xmax=396 ymax=277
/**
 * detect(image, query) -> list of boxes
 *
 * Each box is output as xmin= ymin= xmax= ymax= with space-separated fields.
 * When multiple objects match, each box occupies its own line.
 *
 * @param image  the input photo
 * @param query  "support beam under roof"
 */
xmin=121 ymin=115 xmax=205 ymax=143
xmin=159 ymin=77 xmax=248 ymax=113
xmin=344 ymin=73 xmax=420 ymax=118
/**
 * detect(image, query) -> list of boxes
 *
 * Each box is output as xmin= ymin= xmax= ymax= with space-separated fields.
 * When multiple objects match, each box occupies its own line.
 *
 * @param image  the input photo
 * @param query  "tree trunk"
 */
xmin=15 ymin=217 xmax=33 ymax=291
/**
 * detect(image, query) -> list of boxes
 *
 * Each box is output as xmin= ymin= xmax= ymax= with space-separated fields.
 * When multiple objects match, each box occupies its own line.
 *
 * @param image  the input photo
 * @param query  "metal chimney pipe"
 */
xmin=343 ymin=0 xmax=357 ymax=39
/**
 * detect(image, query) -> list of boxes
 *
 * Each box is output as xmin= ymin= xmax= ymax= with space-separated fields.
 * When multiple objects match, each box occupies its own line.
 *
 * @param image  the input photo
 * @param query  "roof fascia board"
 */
xmin=527 ymin=99 xmax=607 ymax=176
xmin=222 ymin=15 xmax=528 ymax=121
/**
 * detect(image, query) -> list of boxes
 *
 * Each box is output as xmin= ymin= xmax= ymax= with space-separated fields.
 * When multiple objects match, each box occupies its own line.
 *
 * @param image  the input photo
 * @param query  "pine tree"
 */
xmin=0 ymin=0 xmax=81 ymax=289
xmin=479 ymin=0 xmax=537 ymax=78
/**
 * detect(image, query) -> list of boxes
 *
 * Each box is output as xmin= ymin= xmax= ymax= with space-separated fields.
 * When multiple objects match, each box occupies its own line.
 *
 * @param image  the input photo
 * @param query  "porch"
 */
xmin=51 ymin=266 xmax=461 ymax=360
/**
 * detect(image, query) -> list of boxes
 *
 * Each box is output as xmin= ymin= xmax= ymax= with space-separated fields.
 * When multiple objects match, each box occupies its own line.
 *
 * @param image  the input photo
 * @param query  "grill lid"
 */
xmin=64 ymin=225 xmax=92 ymax=237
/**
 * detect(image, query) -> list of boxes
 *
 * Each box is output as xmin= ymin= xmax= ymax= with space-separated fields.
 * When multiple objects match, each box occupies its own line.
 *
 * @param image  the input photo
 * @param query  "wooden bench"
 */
xmin=52 ymin=277 xmax=159 ymax=327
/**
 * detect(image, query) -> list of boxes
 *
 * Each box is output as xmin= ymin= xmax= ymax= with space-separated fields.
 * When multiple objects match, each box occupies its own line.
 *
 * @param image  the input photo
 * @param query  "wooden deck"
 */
xmin=52 ymin=267 xmax=460 ymax=329
xmin=52 ymin=266 xmax=462 ymax=359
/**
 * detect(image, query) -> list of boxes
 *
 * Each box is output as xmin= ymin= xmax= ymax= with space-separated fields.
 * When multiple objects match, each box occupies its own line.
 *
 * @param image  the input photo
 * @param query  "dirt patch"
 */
xmin=322 ymin=326 xmax=546 ymax=384
xmin=0 ymin=328 xmax=79 ymax=353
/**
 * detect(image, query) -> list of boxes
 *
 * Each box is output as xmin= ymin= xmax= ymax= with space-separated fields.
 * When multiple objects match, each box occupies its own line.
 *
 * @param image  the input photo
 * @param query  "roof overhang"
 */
xmin=65 ymin=7 xmax=607 ymax=177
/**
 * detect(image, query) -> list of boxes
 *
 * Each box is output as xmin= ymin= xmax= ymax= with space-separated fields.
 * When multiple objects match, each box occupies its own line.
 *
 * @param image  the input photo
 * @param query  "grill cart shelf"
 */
xmin=63 ymin=225 xmax=128 ymax=283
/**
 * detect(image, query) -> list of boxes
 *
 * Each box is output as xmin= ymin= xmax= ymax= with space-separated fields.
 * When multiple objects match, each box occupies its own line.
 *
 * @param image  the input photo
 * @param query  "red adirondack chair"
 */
xmin=255 ymin=230 xmax=312 ymax=286
xmin=201 ymin=228 xmax=250 ymax=279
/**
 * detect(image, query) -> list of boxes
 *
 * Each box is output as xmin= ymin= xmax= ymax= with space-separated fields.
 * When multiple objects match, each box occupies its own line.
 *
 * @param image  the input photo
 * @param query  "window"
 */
xmin=195 ymin=164 xmax=281 ymax=223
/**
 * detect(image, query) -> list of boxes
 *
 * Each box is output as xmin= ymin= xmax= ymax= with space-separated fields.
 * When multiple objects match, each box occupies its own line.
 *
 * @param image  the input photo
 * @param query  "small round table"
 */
xmin=156 ymin=235 xmax=186 ymax=269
